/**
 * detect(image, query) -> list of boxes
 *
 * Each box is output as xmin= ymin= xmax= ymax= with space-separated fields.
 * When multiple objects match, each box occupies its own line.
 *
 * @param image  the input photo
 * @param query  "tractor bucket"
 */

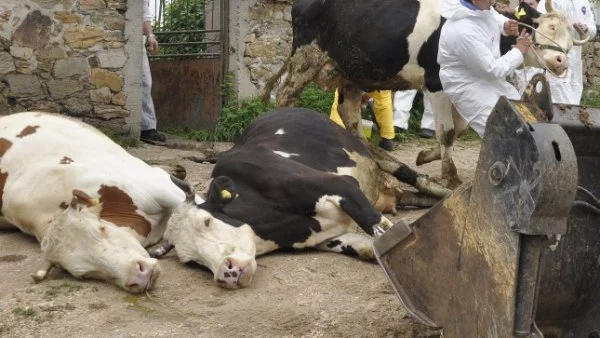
xmin=374 ymin=75 xmax=600 ymax=337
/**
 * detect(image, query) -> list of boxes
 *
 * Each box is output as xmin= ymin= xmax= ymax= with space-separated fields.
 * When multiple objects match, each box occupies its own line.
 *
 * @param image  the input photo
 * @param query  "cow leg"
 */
xmin=312 ymin=176 xmax=393 ymax=235
xmin=148 ymin=241 xmax=174 ymax=258
xmin=275 ymin=43 xmax=328 ymax=107
xmin=337 ymin=85 xmax=365 ymax=139
xmin=370 ymin=144 xmax=451 ymax=198
xmin=419 ymin=91 xmax=463 ymax=189
xmin=438 ymin=104 xmax=468 ymax=189
xmin=316 ymin=233 xmax=374 ymax=260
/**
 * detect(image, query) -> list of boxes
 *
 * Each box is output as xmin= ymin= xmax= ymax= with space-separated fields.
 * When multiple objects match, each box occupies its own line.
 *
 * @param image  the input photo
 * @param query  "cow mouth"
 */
xmin=127 ymin=267 xmax=158 ymax=293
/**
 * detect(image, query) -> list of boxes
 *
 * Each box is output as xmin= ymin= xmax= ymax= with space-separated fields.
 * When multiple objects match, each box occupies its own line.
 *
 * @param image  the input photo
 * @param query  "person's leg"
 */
xmin=140 ymin=49 xmax=166 ymax=142
xmin=370 ymin=90 xmax=395 ymax=151
xmin=371 ymin=90 xmax=394 ymax=139
xmin=392 ymin=90 xmax=417 ymax=132
xmin=420 ymin=91 xmax=435 ymax=138
xmin=329 ymin=88 xmax=346 ymax=128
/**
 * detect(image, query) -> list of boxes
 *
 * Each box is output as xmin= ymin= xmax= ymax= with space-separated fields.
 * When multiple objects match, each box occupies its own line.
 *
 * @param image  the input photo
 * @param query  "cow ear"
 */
xmin=70 ymin=189 xmax=99 ymax=209
xmin=206 ymin=176 xmax=238 ymax=207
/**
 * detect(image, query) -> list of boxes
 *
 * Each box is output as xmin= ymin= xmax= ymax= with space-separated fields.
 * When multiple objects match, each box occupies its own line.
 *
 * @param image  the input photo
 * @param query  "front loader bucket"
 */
xmin=374 ymin=76 xmax=600 ymax=337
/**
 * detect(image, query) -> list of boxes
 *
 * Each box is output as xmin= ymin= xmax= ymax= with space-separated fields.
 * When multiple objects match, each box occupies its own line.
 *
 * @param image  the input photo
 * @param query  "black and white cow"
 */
xmin=154 ymin=108 xmax=428 ymax=289
xmin=262 ymin=0 xmax=585 ymax=188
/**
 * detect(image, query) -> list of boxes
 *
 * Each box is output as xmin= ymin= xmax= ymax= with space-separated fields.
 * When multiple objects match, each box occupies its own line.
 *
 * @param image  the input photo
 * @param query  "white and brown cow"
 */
xmin=262 ymin=0 xmax=585 ymax=188
xmin=0 ymin=112 xmax=186 ymax=293
xmin=152 ymin=107 xmax=438 ymax=289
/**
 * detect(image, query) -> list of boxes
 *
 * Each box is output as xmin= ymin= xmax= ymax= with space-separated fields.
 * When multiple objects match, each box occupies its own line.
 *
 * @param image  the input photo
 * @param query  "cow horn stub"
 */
xmin=573 ymin=26 xmax=591 ymax=45
xmin=71 ymin=189 xmax=99 ymax=208
xmin=170 ymin=175 xmax=196 ymax=203
xmin=545 ymin=0 xmax=554 ymax=13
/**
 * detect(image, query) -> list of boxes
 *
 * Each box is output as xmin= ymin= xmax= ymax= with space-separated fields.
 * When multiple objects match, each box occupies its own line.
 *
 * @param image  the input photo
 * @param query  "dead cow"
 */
xmin=263 ymin=0 xmax=584 ymax=188
xmin=0 ymin=112 xmax=186 ymax=293
xmin=153 ymin=108 xmax=439 ymax=289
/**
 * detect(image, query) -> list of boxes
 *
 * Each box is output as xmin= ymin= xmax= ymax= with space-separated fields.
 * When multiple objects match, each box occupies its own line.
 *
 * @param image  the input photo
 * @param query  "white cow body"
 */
xmin=0 ymin=112 xmax=185 ymax=292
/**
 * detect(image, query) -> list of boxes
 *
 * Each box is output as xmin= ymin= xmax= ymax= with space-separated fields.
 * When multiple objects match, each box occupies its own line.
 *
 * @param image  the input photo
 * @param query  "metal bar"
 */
xmin=513 ymin=235 xmax=545 ymax=336
xmin=155 ymin=29 xmax=220 ymax=35
xmin=149 ymin=53 xmax=220 ymax=59
xmin=159 ymin=41 xmax=220 ymax=47
xmin=221 ymin=0 xmax=230 ymax=105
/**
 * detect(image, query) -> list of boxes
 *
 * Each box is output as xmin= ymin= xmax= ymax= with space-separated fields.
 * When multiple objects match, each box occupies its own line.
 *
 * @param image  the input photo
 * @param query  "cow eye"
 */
xmin=99 ymin=224 xmax=106 ymax=232
xmin=204 ymin=218 xmax=212 ymax=227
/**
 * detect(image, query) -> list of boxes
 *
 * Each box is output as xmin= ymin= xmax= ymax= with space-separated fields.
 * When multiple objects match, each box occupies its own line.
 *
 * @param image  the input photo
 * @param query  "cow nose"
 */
xmin=126 ymin=258 xmax=160 ymax=293
xmin=556 ymin=55 xmax=565 ymax=64
xmin=215 ymin=256 xmax=256 ymax=289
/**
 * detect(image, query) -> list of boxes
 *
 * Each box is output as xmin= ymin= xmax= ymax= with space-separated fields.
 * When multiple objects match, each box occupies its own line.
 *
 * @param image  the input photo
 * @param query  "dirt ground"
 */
xmin=0 ymin=137 xmax=481 ymax=338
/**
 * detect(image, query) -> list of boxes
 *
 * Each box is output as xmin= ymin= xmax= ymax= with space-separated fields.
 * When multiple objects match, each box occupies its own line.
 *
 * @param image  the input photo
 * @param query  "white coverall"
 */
xmin=142 ymin=0 xmax=158 ymax=131
xmin=438 ymin=1 xmax=524 ymax=136
xmin=538 ymin=0 xmax=596 ymax=104
xmin=392 ymin=90 xmax=435 ymax=131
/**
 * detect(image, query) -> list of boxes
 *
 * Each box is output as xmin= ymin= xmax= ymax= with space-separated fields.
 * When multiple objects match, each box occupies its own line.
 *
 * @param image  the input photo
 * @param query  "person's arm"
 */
xmin=580 ymin=0 xmax=597 ymax=38
xmin=451 ymin=27 xmax=524 ymax=78
xmin=143 ymin=0 xmax=158 ymax=53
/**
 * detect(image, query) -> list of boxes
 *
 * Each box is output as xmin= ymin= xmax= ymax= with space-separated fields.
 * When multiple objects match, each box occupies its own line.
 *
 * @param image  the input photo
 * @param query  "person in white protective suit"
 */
xmin=438 ymin=0 xmax=532 ymax=137
xmin=392 ymin=90 xmax=436 ymax=138
xmin=538 ymin=0 xmax=596 ymax=104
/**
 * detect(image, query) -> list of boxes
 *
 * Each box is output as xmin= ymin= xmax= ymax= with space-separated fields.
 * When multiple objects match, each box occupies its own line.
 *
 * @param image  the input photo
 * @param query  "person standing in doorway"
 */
xmin=141 ymin=0 xmax=167 ymax=142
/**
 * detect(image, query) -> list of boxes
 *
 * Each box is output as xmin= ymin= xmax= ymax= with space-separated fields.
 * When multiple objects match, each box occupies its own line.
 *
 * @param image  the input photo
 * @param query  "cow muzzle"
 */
xmin=124 ymin=257 xmax=160 ymax=293
xmin=214 ymin=255 xmax=256 ymax=289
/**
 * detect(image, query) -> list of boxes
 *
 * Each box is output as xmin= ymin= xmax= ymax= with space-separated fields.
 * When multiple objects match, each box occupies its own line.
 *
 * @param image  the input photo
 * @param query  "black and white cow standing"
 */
xmin=262 ymin=0 xmax=584 ymax=188
xmin=154 ymin=108 xmax=428 ymax=289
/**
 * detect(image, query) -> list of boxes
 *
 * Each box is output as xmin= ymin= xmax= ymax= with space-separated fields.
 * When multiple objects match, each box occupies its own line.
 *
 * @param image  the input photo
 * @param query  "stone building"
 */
xmin=0 ymin=0 xmax=143 ymax=135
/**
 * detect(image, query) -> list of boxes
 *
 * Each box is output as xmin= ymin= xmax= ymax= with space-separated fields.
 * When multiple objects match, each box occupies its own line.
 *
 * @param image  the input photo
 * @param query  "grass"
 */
xmin=43 ymin=282 xmax=84 ymax=300
xmin=12 ymin=307 xmax=36 ymax=317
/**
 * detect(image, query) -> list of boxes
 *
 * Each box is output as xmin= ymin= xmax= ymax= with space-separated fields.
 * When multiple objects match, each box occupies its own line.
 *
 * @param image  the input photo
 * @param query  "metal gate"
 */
xmin=149 ymin=0 xmax=228 ymax=130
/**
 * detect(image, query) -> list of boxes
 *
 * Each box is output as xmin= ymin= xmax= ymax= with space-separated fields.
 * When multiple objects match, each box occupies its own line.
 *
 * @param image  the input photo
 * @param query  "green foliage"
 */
xmin=100 ymin=128 xmax=140 ymax=148
xmin=12 ymin=307 xmax=36 ymax=317
xmin=295 ymin=83 xmax=335 ymax=115
xmin=153 ymin=0 xmax=205 ymax=56
xmin=582 ymin=92 xmax=600 ymax=107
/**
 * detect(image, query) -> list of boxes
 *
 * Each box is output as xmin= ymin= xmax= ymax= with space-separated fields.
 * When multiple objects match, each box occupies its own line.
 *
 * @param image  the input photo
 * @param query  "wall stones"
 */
xmin=13 ymin=11 xmax=52 ymax=50
xmin=242 ymin=0 xmax=293 ymax=89
xmin=0 ymin=0 xmax=132 ymax=133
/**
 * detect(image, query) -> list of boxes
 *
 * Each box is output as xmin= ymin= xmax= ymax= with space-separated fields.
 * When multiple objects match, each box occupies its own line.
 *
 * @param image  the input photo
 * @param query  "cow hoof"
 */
xmin=444 ymin=177 xmax=462 ymax=190
xmin=416 ymin=148 xmax=434 ymax=166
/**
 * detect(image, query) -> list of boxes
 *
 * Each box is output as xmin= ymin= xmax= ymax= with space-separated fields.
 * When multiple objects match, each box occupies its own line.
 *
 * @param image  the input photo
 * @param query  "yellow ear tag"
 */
xmin=221 ymin=189 xmax=232 ymax=200
xmin=515 ymin=7 xmax=527 ymax=19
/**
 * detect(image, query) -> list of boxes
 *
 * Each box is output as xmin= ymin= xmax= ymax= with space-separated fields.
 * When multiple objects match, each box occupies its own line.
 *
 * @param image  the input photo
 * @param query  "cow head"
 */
xmin=165 ymin=177 xmax=257 ymax=289
xmin=35 ymin=190 xmax=160 ymax=293
xmin=500 ymin=0 xmax=589 ymax=76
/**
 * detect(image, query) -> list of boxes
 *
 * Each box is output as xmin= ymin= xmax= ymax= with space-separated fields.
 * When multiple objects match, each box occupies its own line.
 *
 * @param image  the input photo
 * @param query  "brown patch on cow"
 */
xmin=0 ymin=171 xmax=8 ymax=216
xmin=0 ymin=138 xmax=12 ymax=157
xmin=97 ymin=185 xmax=151 ymax=237
xmin=60 ymin=156 xmax=74 ymax=164
xmin=16 ymin=125 xmax=39 ymax=138
xmin=59 ymin=201 xmax=69 ymax=210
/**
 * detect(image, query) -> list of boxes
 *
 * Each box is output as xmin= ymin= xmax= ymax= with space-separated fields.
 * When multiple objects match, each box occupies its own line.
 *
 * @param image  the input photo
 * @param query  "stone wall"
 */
xmin=0 ymin=0 xmax=143 ymax=135
xmin=583 ymin=34 xmax=600 ymax=98
xmin=229 ymin=0 xmax=292 ymax=97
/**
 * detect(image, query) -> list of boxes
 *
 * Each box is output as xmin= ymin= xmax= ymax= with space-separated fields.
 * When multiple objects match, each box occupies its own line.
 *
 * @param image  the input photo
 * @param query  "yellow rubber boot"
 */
xmin=369 ymin=90 xmax=395 ymax=140
xmin=329 ymin=88 xmax=345 ymax=128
